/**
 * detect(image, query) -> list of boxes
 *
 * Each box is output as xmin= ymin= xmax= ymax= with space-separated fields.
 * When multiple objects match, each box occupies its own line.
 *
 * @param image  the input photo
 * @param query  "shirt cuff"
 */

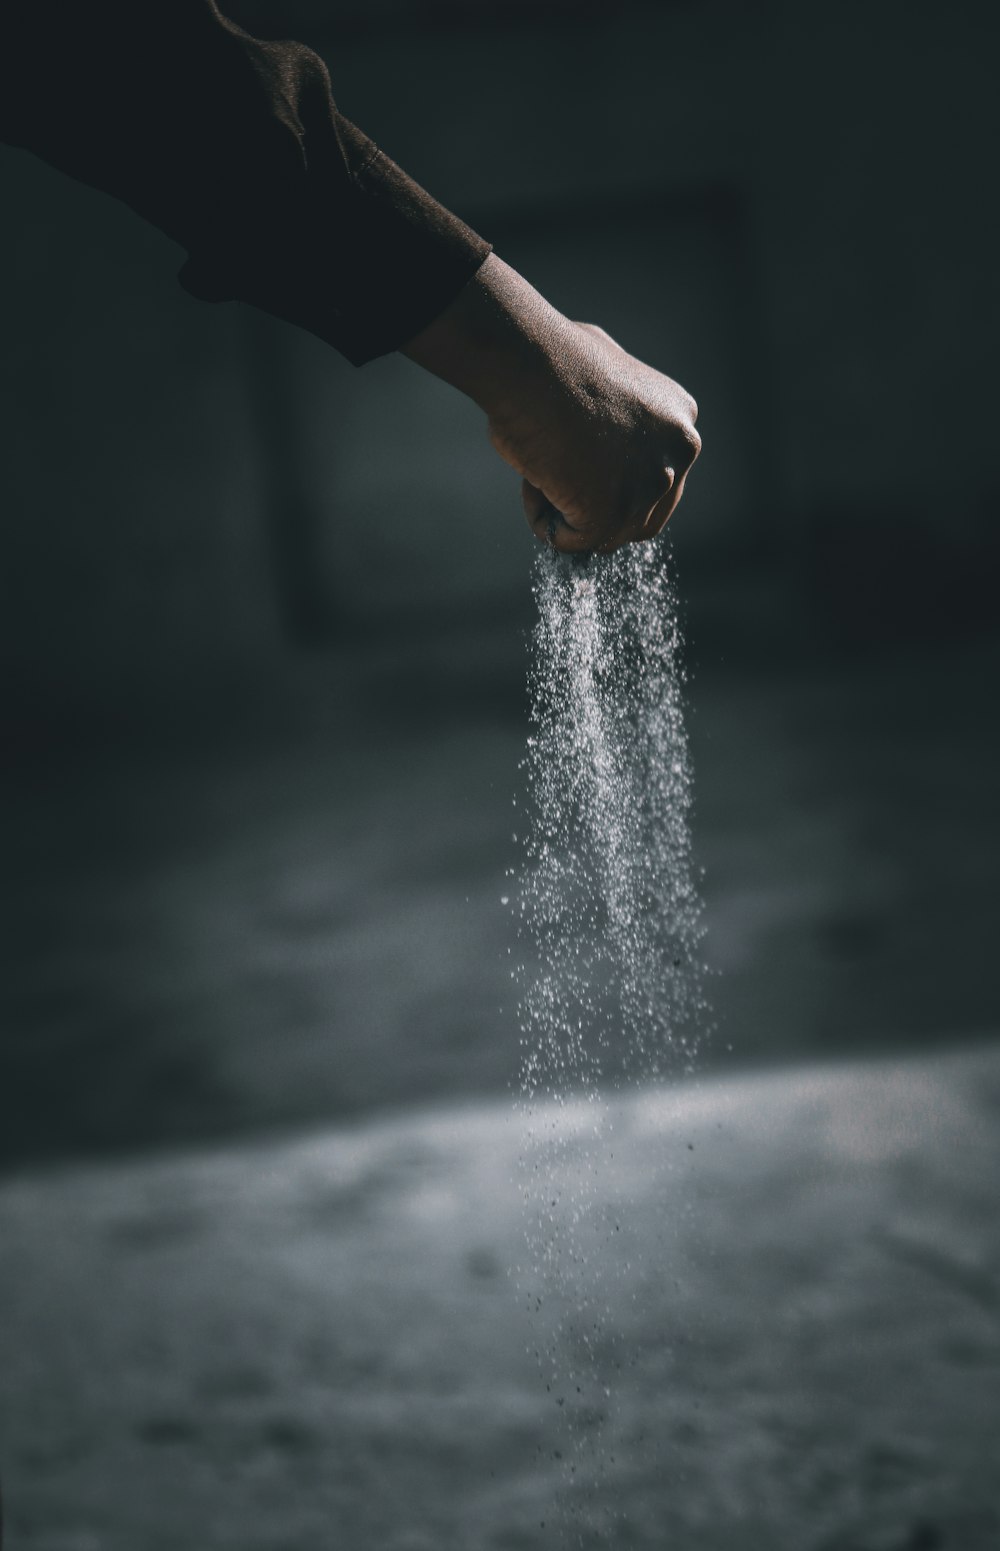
xmin=179 ymin=116 xmax=492 ymax=367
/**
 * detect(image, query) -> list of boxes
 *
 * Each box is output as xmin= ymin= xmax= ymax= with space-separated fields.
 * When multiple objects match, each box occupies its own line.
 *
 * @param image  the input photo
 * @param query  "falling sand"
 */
xmin=513 ymin=540 xmax=708 ymax=1542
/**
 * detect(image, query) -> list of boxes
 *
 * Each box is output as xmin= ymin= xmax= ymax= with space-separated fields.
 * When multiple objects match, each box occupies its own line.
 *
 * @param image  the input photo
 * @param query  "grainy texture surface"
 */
xmin=1 ymin=1047 xmax=998 ymax=1549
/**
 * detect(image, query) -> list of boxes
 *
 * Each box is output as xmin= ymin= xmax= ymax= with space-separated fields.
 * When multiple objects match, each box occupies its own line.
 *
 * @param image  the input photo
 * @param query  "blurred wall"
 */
xmin=1 ymin=0 xmax=996 ymax=735
xmin=0 ymin=148 xmax=283 ymax=740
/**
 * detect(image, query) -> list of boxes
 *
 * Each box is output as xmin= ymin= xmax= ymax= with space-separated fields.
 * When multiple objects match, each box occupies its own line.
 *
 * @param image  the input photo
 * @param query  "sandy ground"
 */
xmin=2 ymin=1045 xmax=998 ymax=1550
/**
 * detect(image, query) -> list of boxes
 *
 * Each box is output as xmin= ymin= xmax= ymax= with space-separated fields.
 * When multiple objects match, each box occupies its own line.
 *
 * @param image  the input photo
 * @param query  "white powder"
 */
xmin=513 ymin=540 xmax=707 ymax=1538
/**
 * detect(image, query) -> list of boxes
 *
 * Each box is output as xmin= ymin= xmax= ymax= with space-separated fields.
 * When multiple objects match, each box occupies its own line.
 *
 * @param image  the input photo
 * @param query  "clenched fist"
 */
xmin=403 ymin=254 xmax=700 ymax=554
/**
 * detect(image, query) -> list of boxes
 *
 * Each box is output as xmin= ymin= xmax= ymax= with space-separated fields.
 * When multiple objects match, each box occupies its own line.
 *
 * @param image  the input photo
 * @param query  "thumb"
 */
xmin=521 ymin=480 xmax=592 ymax=553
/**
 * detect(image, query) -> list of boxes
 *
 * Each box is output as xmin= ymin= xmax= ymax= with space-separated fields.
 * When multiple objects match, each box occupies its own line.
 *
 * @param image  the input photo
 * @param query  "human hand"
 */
xmin=488 ymin=318 xmax=700 ymax=555
xmin=402 ymin=255 xmax=700 ymax=554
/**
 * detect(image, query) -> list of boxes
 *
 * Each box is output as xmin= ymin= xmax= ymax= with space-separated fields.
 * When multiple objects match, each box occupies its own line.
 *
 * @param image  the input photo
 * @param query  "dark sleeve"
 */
xmin=0 ymin=0 xmax=491 ymax=364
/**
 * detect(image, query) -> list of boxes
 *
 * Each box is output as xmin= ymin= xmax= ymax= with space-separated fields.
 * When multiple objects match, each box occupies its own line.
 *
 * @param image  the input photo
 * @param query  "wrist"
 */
xmin=401 ymin=253 xmax=568 ymax=414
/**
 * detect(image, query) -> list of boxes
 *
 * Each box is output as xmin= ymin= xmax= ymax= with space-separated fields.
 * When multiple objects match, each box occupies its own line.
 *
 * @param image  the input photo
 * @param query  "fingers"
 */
xmin=594 ymin=466 xmax=677 ymax=554
xmin=635 ymin=420 xmax=701 ymax=542
xmin=522 ymin=464 xmax=684 ymax=556
xmin=521 ymin=481 xmax=594 ymax=554
xmin=642 ymin=466 xmax=684 ymax=540
xmin=522 ymin=480 xmax=562 ymax=545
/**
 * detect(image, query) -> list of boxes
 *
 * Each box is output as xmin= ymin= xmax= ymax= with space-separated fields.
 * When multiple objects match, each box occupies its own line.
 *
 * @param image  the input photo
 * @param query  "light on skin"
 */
xmin=402 ymin=252 xmax=700 ymax=555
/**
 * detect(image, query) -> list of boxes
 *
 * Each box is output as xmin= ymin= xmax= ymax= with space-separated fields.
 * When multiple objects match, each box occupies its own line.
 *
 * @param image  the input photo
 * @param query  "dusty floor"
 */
xmin=1 ymin=1046 xmax=998 ymax=1550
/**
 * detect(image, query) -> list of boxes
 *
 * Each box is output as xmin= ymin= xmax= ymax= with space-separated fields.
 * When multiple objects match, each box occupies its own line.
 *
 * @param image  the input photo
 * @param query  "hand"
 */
xmin=402 ymin=255 xmax=700 ymax=554
xmin=490 ymin=318 xmax=699 ymax=554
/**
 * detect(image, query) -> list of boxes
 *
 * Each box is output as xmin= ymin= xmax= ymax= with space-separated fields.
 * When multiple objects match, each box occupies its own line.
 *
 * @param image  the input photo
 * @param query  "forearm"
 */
xmin=402 ymin=254 xmax=572 ymax=411
xmin=0 ymin=0 xmax=490 ymax=364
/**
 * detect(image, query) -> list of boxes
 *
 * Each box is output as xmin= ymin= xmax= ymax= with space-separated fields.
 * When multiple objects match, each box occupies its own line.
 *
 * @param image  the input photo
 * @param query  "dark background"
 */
xmin=1 ymin=0 xmax=998 ymax=1172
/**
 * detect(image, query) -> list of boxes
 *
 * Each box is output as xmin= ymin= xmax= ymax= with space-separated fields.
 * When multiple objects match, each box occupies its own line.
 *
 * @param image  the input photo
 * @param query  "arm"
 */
xmin=0 ymin=0 xmax=489 ymax=364
xmin=0 ymin=1 xmax=699 ymax=550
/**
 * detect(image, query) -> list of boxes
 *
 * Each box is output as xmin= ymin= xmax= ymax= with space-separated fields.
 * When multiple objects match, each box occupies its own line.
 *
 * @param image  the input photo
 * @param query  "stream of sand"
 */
xmin=515 ymin=541 xmax=708 ymax=1540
